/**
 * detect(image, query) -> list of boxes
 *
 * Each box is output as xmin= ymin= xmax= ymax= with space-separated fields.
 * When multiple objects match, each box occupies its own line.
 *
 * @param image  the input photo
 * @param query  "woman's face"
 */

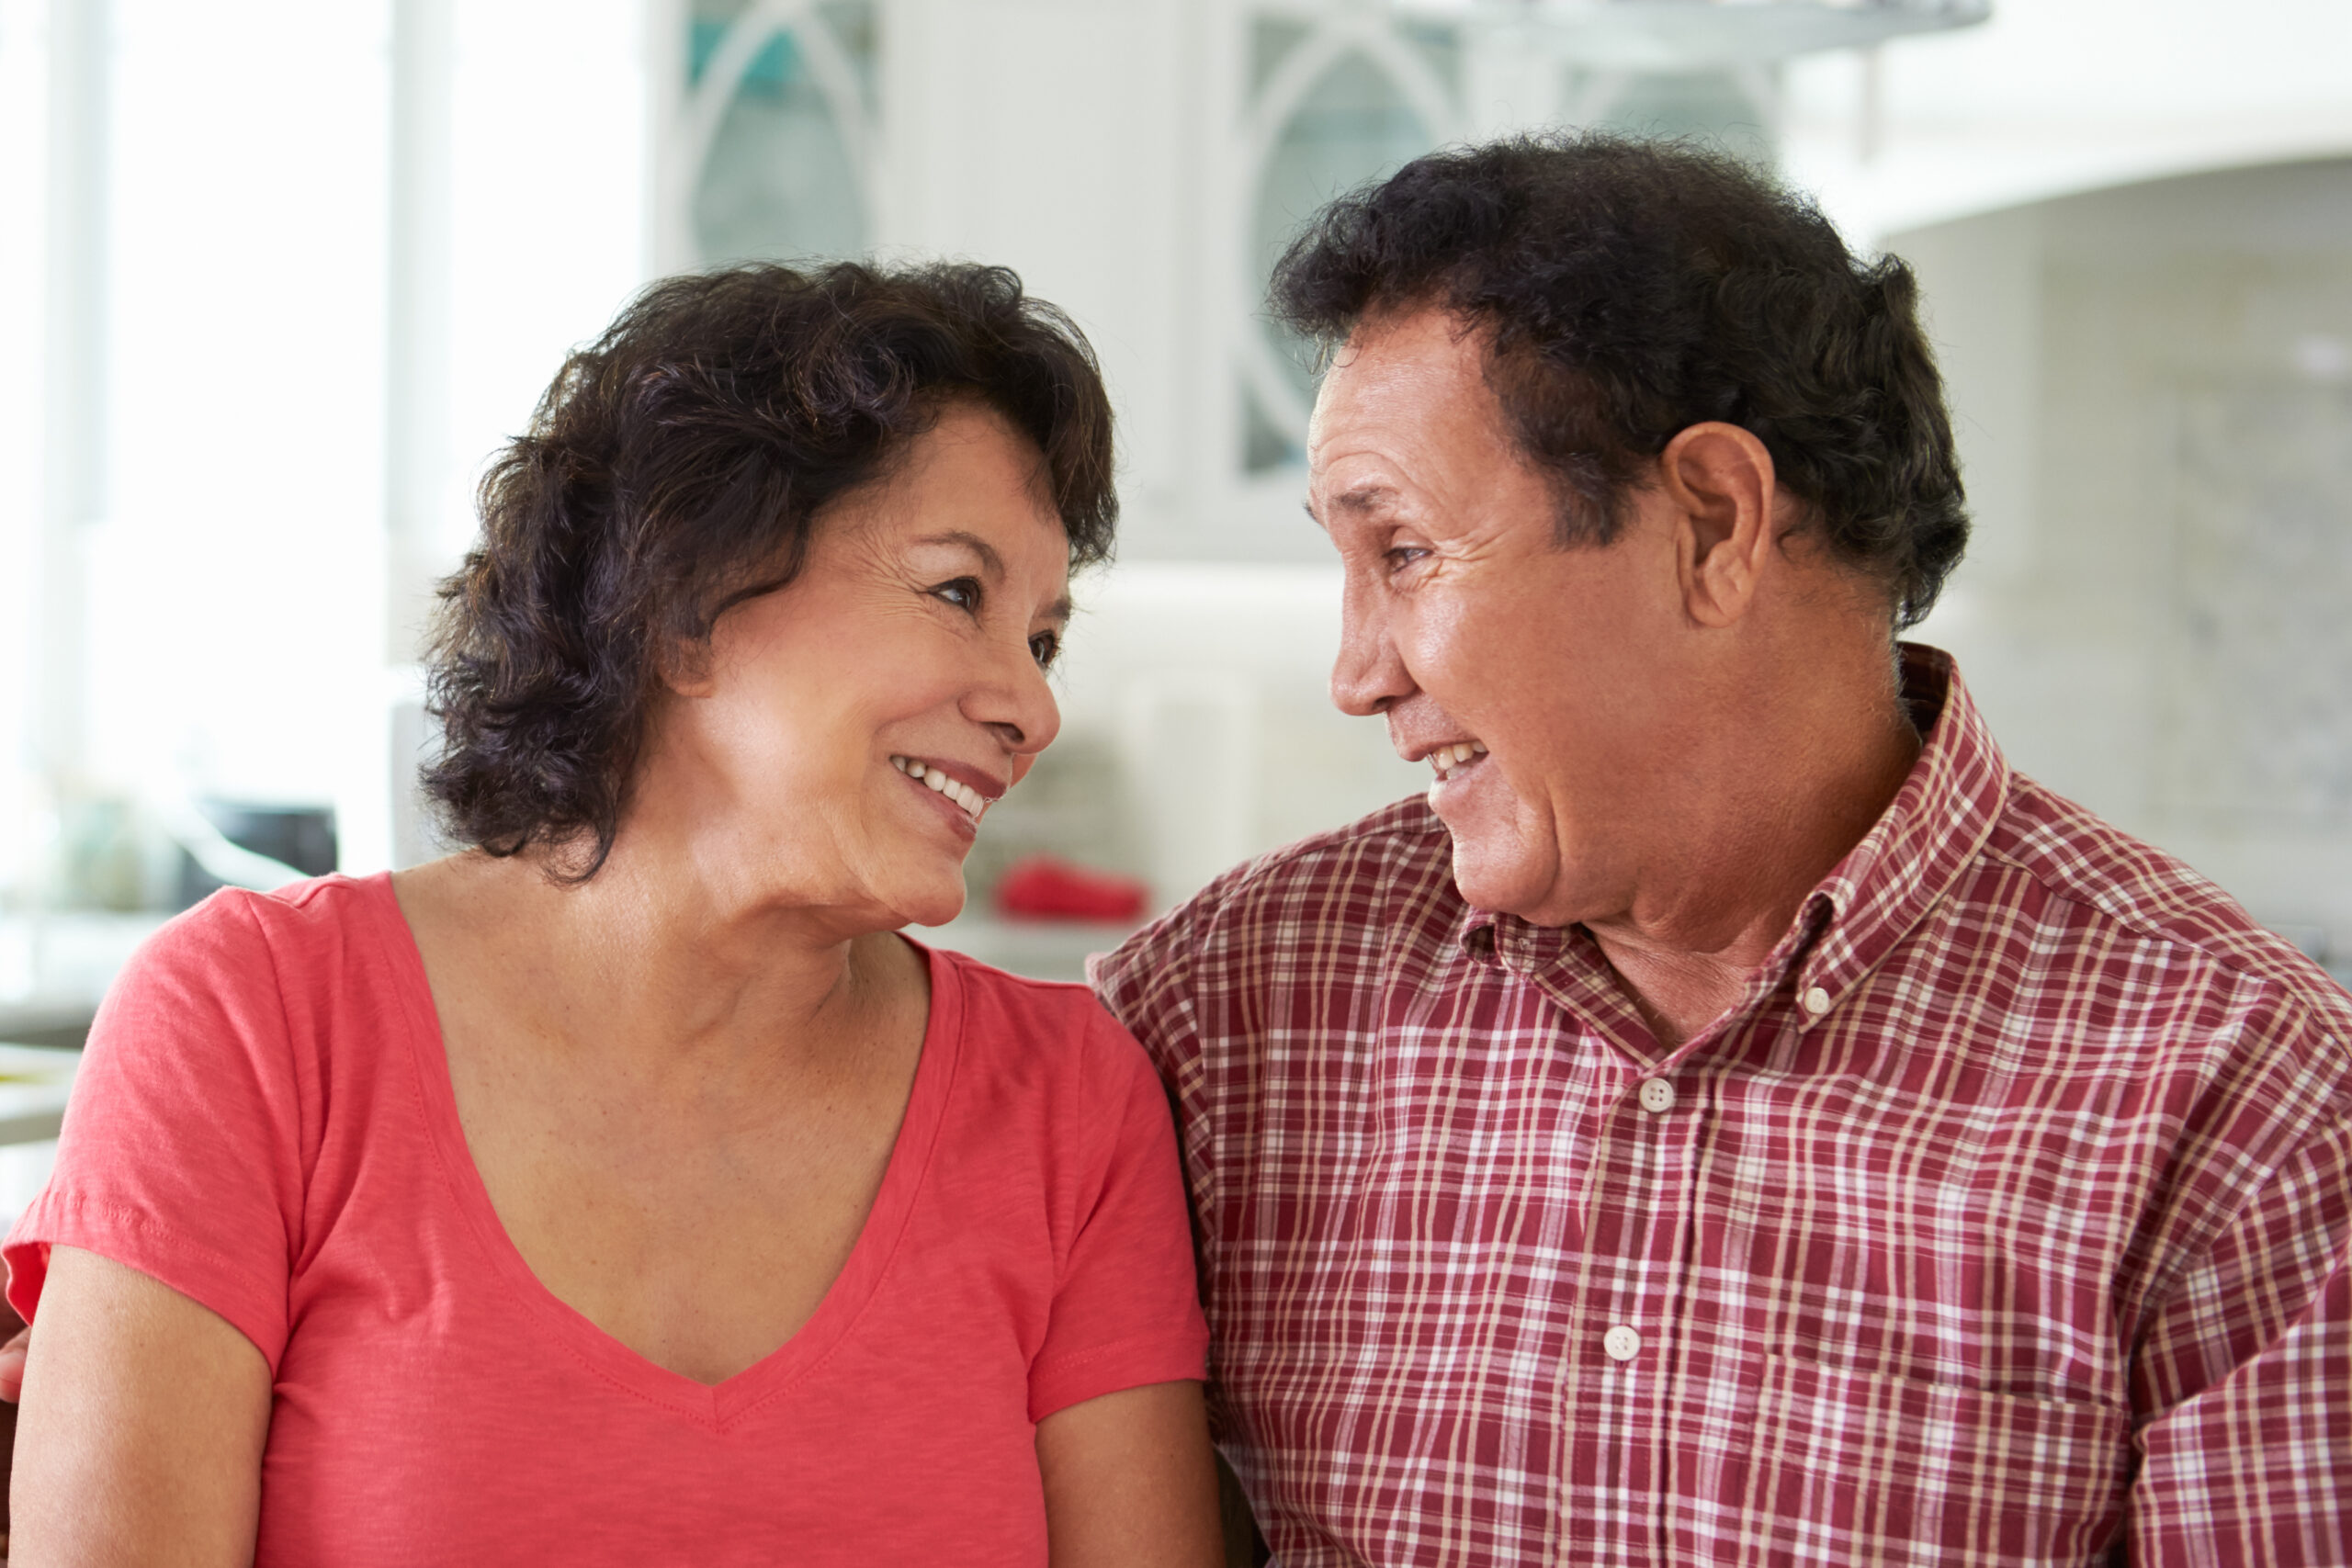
xmin=650 ymin=402 xmax=1072 ymax=931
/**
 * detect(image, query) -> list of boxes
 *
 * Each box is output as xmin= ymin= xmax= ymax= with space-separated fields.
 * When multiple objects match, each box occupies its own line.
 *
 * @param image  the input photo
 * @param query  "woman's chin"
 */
xmin=888 ymin=874 xmax=969 ymax=931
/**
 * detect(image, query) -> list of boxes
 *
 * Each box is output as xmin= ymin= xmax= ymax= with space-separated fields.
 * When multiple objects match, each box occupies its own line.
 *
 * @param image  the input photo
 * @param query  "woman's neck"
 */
xmin=405 ymin=840 xmax=912 ymax=1079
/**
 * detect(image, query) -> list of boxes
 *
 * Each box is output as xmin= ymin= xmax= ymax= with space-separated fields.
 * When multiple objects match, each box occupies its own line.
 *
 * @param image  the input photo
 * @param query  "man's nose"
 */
xmin=1329 ymin=582 xmax=1413 ymax=717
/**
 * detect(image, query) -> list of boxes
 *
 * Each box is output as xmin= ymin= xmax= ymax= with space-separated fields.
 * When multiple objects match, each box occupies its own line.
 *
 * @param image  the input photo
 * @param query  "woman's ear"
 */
xmin=655 ymin=633 xmax=718 ymax=699
xmin=1659 ymin=422 xmax=1779 ymax=630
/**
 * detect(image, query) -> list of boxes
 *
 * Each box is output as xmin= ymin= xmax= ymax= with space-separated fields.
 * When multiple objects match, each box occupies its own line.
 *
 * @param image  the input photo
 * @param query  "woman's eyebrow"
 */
xmin=912 ymin=530 xmax=1004 ymax=575
xmin=915 ymin=530 xmax=1071 ymax=622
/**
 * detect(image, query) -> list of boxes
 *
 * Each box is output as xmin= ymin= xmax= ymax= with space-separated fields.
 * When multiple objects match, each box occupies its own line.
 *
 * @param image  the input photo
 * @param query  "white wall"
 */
xmin=0 ymin=0 xmax=48 ymax=908
xmin=1785 ymin=0 xmax=2352 ymax=243
xmin=1900 ymin=161 xmax=2352 ymax=964
xmin=0 ymin=0 xmax=651 ymax=1008
xmin=85 ymin=0 xmax=389 ymax=834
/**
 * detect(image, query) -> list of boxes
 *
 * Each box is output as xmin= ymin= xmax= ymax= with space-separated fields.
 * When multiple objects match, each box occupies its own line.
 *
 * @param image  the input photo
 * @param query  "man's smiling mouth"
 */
xmin=1429 ymin=740 xmax=1488 ymax=782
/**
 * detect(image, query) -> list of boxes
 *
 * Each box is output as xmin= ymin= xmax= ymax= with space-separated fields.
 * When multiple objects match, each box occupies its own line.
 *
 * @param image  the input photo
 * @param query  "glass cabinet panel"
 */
xmin=1242 ymin=19 xmax=1456 ymax=472
xmin=688 ymin=0 xmax=874 ymax=265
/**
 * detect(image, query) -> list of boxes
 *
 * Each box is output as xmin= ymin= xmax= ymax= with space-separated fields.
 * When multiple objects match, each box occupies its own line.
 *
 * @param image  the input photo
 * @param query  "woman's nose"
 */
xmin=975 ymin=640 xmax=1062 ymax=757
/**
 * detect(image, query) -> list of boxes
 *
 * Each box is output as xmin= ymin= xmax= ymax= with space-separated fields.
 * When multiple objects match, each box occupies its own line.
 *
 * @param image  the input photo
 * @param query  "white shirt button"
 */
xmin=1637 ymin=1078 xmax=1677 ymax=1114
xmin=1802 ymin=985 xmax=1832 ymax=1018
xmin=1603 ymin=1325 xmax=1643 ymax=1362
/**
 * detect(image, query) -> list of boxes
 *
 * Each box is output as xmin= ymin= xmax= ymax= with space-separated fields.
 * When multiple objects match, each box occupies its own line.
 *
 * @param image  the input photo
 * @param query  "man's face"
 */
xmin=1306 ymin=309 xmax=1703 ymax=929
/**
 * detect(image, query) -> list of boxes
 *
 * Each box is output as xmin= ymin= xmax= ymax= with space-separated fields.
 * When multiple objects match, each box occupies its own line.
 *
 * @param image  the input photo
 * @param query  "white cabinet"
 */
xmin=659 ymin=0 xmax=1494 ymax=562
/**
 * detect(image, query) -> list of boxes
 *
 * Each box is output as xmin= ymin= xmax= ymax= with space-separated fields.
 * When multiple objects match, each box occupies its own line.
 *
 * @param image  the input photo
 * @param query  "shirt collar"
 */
xmin=1792 ymin=644 xmax=2011 ymax=1023
xmin=1457 ymin=644 xmax=2010 ymax=1047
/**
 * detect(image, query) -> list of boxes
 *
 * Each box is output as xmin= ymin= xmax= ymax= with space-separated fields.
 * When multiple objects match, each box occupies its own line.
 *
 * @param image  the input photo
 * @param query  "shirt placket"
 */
xmin=1500 ymin=931 xmax=1709 ymax=1568
xmin=1582 ymin=1044 xmax=1705 ymax=1564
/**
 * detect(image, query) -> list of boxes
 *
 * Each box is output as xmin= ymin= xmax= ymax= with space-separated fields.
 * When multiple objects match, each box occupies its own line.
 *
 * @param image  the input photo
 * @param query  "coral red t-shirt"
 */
xmin=6 ymin=874 xmax=1206 ymax=1565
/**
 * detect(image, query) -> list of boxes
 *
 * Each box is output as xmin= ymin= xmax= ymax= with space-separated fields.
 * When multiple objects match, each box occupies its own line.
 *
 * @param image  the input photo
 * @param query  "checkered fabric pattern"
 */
xmin=1093 ymin=647 xmax=2352 ymax=1567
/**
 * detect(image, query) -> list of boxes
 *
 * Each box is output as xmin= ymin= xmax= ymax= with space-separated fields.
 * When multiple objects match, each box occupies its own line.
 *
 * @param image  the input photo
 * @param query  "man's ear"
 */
xmin=1658 ymin=422 xmax=1779 ymax=629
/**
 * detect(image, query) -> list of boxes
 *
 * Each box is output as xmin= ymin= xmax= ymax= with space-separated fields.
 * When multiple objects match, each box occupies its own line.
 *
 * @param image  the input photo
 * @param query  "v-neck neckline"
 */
xmin=362 ymin=872 xmax=964 ymax=1430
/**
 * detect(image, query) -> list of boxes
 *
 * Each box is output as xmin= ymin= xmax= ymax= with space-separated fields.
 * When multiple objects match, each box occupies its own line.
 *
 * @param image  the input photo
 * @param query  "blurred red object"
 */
xmin=993 ymin=855 xmax=1150 ymax=923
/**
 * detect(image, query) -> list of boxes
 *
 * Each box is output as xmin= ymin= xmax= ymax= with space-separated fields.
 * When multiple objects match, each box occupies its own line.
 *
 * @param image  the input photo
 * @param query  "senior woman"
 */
xmin=4 ymin=264 xmax=1221 ymax=1564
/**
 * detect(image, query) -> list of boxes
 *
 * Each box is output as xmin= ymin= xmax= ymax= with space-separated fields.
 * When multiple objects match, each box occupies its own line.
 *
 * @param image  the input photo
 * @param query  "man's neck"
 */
xmin=1584 ymin=689 xmax=1922 ymax=1050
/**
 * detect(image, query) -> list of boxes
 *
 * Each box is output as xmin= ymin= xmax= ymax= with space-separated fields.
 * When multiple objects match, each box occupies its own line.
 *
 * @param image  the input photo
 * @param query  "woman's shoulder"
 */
xmin=96 ymin=873 xmax=418 ymax=1070
xmin=915 ymin=945 xmax=1186 ymax=1255
xmin=124 ymin=873 xmax=402 ymax=994
xmin=145 ymin=869 xmax=391 ymax=942
xmin=922 ymin=943 xmax=1158 ymax=1099
xmin=12 ymin=877 xmax=412 ymax=1368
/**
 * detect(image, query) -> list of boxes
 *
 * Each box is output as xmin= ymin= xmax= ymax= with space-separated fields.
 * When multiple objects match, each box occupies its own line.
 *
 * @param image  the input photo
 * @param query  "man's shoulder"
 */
xmin=1163 ymin=792 xmax=1453 ymax=936
xmin=1093 ymin=794 xmax=1459 ymax=1003
xmin=1983 ymin=773 xmax=2352 ymax=1034
xmin=1220 ymin=791 xmax=1451 ymax=894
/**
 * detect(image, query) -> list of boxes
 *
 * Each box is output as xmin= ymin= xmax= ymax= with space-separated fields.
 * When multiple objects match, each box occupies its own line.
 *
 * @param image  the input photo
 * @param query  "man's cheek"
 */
xmin=1402 ymin=615 xmax=1481 ymax=704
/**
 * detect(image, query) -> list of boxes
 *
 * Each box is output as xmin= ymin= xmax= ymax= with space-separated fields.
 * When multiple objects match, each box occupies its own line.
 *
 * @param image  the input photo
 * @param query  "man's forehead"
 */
xmin=1315 ymin=310 xmax=1493 ymax=429
xmin=1303 ymin=422 xmax=1412 ymax=519
xmin=1307 ymin=310 xmax=1508 ymax=504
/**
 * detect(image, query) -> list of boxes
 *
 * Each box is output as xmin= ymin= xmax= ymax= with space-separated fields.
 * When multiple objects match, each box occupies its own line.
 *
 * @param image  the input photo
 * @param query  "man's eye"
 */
xmin=1385 ymin=546 xmax=1430 ymax=573
xmin=933 ymin=577 xmax=982 ymax=612
xmin=1028 ymin=630 xmax=1061 ymax=669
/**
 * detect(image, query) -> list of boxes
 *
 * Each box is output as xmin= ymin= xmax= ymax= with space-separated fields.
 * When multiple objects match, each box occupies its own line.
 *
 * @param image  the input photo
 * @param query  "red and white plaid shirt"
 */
xmin=1093 ymin=647 xmax=2352 ymax=1567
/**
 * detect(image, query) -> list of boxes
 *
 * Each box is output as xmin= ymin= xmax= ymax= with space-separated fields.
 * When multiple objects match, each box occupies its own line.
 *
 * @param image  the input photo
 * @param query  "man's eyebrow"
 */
xmin=1302 ymin=483 xmax=1400 ymax=531
xmin=1330 ymin=483 xmax=1399 ymax=515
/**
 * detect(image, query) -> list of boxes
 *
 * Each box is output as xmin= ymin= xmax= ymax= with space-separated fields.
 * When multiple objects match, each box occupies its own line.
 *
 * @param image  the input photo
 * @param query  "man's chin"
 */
xmin=1445 ymin=835 xmax=1564 ymax=926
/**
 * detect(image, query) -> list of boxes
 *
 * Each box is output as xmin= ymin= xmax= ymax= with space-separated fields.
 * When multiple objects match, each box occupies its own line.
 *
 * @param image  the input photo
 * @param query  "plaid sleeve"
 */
xmin=1091 ymin=892 xmax=1239 ymax=1438
xmin=2127 ymin=1104 xmax=2352 ymax=1565
xmin=1091 ymin=897 xmax=1219 ymax=1231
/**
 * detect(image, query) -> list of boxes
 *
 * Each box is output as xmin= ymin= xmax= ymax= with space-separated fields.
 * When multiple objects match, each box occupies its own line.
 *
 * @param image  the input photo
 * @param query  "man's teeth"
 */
xmin=890 ymin=755 xmax=987 ymax=818
xmin=1430 ymin=740 xmax=1488 ymax=780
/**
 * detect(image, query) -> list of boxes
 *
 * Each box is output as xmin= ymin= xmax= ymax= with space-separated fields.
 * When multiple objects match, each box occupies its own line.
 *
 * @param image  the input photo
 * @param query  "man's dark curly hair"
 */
xmin=423 ymin=260 xmax=1117 ymax=879
xmin=1271 ymin=132 xmax=1968 ymax=628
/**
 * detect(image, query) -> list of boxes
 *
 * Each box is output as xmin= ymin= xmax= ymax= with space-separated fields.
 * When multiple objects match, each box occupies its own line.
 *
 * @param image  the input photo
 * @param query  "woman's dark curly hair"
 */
xmin=1271 ymin=132 xmax=1968 ymax=627
xmin=423 ymin=261 xmax=1117 ymax=878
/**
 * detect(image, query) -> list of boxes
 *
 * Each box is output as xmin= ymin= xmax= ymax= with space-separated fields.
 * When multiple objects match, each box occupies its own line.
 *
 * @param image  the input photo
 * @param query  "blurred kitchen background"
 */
xmin=2 ymin=0 xmax=2350 ymax=1213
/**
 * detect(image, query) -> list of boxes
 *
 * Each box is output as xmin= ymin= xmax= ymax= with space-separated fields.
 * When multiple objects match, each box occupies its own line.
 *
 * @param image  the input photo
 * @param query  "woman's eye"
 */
xmin=933 ymin=577 xmax=982 ymax=612
xmin=1028 ymin=630 xmax=1061 ymax=669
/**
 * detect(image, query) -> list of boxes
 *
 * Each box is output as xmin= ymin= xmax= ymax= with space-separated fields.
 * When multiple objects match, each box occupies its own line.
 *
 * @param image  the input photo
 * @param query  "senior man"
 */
xmin=1093 ymin=136 xmax=2352 ymax=1566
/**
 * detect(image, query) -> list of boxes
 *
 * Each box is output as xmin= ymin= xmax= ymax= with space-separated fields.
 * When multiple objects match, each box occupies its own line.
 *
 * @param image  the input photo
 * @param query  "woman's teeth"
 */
xmin=1430 ymin=740 xmax=1487 ymax=781
xmin=890 ymin=756 xmax=987 ymax=819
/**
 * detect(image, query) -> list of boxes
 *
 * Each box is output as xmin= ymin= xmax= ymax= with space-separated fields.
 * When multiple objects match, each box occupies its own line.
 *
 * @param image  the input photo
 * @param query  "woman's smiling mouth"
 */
xmin=889 ymin=754 xmax=996 ymax=825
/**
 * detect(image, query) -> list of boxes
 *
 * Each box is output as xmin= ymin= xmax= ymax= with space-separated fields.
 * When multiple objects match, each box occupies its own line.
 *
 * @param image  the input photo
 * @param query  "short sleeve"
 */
xmin=1025 ymin=1010 xmax=1208 ymax=1423
xmin=4 ymin=893 xmax=306 ymax=1370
